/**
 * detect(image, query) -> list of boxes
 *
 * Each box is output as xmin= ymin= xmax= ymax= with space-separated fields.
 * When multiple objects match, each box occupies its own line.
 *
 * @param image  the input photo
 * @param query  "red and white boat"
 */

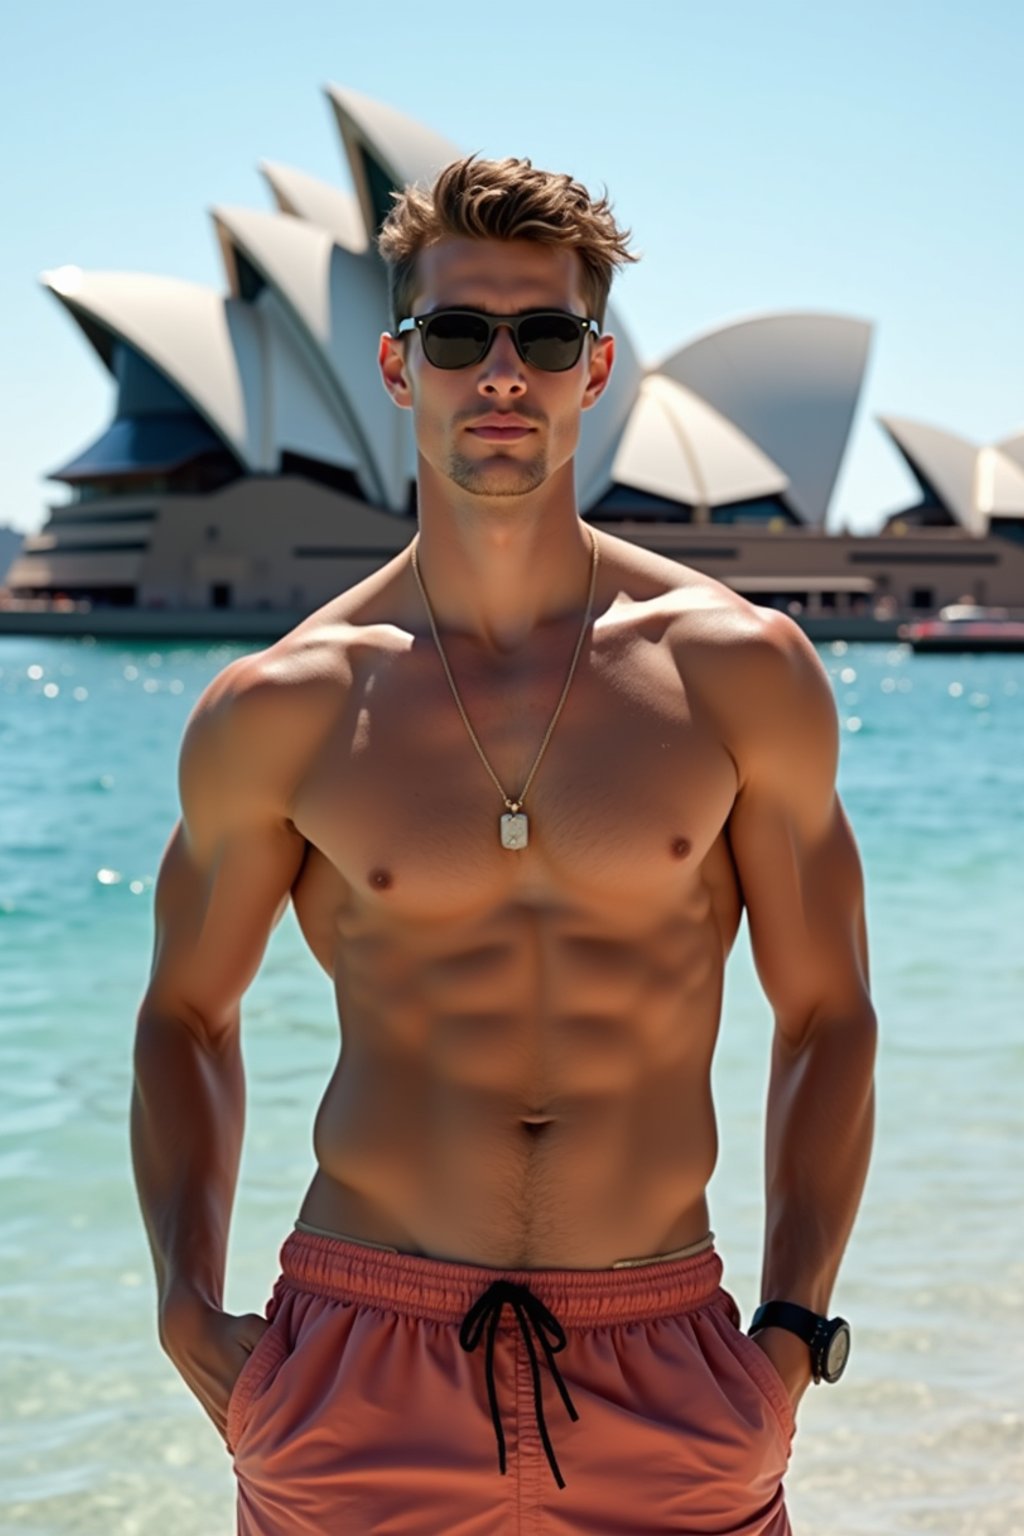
xmin=899 ymin=604 xmax=1024 ymax=652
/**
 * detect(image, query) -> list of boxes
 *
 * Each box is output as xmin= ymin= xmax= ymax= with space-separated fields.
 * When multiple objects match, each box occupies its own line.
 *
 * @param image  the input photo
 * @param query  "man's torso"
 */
xmin=241 ymin=533 xmax=768 ymax=1268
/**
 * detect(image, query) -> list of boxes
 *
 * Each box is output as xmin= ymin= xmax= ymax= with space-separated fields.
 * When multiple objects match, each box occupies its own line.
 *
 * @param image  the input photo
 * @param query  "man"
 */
xmin=131 ymin=155 xmax=877 ymax=1535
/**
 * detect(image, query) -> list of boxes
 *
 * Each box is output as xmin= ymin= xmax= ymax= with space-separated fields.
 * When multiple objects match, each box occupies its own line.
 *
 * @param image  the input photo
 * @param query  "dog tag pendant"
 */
xmin=500 ymin=812 xmax=529 ymax=850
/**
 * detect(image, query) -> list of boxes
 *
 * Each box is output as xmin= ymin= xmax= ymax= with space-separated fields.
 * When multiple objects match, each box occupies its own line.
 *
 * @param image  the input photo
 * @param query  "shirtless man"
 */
xmin=131 ymin=156 xmax=877 ymax=1535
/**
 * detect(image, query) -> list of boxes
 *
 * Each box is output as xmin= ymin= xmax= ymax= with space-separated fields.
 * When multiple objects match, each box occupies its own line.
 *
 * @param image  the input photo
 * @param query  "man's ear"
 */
xmin=581 ymin=333 xmax=615 ymax=412
xmin=379 ymin=332 xmax=414 ymax=410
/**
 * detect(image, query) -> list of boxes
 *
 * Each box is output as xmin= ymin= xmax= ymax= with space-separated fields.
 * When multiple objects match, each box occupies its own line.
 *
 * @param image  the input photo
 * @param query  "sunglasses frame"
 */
xmin=395 ymin=308 xmax=601 ymax=371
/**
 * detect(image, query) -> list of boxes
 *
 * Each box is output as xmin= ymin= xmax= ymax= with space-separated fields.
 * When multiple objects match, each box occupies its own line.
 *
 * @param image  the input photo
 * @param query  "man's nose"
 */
xmin=477 ymin=325 xmax=527 ymax=396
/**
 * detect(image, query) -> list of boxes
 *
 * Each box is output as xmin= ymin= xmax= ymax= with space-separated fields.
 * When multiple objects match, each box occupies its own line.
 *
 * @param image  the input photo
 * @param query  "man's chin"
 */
xmin=447 ymin=456 xmax=549 ymax=498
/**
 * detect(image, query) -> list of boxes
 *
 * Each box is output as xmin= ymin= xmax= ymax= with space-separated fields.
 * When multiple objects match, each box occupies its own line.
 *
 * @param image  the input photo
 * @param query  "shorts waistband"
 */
xmin=279 ymin=1224 xmax=725 ymax=1329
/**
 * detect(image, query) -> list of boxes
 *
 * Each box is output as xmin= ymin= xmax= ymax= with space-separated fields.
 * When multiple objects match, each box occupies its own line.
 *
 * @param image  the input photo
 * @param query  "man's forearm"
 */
xmin=130 ymin=1009 xmax=245 ymax=1315
xmin=760 ymin=1010 xmax=877 ymax=1313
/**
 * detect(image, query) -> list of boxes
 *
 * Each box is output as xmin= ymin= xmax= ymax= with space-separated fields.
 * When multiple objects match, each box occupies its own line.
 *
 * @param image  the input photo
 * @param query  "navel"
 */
xmin=670 ymin=836 xmax=692 ymax=860
xmin=368 ymin=867 xmax=393 ymax=891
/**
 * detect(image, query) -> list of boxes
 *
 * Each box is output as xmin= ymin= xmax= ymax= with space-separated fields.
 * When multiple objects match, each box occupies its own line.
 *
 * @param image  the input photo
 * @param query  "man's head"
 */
xmin=378 ymin=155 xmax=636 ymax=333
xmin=377 ymin=155 xmax=637 ymax=503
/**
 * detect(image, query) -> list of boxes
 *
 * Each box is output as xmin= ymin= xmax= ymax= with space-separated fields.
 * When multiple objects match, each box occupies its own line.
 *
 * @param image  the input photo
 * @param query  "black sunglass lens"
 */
xmin=517 ymin=314 xmax=584 ymax=371
xmin=423 ymin=313 xmax=490 ymax=368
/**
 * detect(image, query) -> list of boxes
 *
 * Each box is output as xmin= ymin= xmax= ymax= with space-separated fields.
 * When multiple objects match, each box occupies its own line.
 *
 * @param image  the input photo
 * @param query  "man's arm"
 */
xmin=130 ymin=657 xmax=308 ymax=1433
xmin=723 ymin=611 xmax=877 ymax=1396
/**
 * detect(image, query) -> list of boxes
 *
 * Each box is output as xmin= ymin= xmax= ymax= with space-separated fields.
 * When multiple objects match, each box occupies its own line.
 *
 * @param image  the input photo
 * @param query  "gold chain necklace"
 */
xmin=410 ymin=527 xmax=599 ymax=850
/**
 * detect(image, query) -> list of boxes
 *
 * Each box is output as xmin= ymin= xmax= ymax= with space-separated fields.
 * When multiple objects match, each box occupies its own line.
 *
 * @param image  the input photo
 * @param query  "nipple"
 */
xmin=670 ymin=836 xmax=692 ymax=859
xmin=368 ymin=867 xmax=393 ymax=891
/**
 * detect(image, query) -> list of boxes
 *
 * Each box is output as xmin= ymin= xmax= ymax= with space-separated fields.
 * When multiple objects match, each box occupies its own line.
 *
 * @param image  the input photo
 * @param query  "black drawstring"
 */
xmin=458 ymin=1279 xmax=580 ymax=1490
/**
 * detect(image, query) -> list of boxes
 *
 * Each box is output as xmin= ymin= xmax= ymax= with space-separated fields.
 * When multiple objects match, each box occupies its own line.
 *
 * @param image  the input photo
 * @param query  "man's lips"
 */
xmin=464 ymin=413 xmax=538 ymax=442
xmin=466 ymin=424 xmax=535 ymax=441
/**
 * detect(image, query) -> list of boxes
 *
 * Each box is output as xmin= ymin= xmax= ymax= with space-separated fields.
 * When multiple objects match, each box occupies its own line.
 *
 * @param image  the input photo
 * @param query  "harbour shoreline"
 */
xmin=0 ymin=600 xmax=905 ymax=644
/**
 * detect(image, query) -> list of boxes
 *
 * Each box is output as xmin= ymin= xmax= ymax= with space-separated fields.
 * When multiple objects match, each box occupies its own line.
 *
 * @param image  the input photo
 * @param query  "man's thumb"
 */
xmin=237 ymin=1312 xmax=271 ymax=1353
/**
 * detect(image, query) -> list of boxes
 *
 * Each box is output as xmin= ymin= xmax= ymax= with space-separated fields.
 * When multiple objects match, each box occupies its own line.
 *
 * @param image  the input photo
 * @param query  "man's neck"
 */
xmin=411 ymin=465 xmax=595 ymax=655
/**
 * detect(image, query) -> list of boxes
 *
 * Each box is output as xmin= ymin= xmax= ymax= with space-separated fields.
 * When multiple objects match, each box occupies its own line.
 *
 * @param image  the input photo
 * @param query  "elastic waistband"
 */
xmin=276 ymin=1228 xmax=726 ymax=1329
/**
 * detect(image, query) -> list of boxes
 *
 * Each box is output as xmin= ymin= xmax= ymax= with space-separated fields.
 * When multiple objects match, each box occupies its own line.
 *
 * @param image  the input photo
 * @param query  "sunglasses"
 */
xmin=396 ymin=308 xmax=600 ymax=372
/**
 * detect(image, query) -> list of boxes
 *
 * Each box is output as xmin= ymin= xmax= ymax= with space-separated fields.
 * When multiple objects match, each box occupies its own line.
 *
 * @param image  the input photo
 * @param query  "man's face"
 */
xmin=379 ymin=238 xmax=614 ymax=501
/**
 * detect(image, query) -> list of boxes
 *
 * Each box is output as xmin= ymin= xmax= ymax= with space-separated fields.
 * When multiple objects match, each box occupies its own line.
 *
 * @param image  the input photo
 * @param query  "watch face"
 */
xmin=824 ymin=1320 xmax=851 ymax=1381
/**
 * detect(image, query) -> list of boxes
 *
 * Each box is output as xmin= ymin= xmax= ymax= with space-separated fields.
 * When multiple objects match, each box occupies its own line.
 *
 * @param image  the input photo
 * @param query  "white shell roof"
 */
xmin=877 ymin=415 xmax=984 ymax=534
xmin=41 ymin=266 xmax=361 ymax=481
xmin=41 ymin=268 xmax=268 ymax=469
xmin=995 ymin=430 xmax=1024 ymax=475
xmin=975 ymin=445 xmax=1024 ymax=518
xmin=327 ymin=85 xmax=462 ymax=234
xmin=656 ymin=312 xmax=872 ymax=526
xmin=211 ymin=204 xmax=407 ymax=508
xmin=611 ymin=374 xmax=788 ymax=508
xmin=259 ymin=292 xmax=360 ymax=472
xmin=258 ymin=161 xmax=369 ymax=252
xmin=213 ymin=204 xmax=337 ymax=333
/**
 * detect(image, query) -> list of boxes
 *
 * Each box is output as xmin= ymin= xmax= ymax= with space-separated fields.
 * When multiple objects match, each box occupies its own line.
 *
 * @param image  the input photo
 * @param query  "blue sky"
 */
xmin=2 ymin=0 xmax=1020 ymax=535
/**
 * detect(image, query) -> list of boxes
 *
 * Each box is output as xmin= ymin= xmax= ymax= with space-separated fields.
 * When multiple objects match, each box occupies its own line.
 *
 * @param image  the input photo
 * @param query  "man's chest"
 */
xmin=288 ymin=627 xmax=740 ymax=921
xmin=288 ymin=620 xmax=746 ymax=915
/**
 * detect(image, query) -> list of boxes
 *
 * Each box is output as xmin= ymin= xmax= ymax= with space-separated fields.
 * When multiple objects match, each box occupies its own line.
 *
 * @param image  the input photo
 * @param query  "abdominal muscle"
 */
xmin=294 ymin=911 xmax=725 ymax=1270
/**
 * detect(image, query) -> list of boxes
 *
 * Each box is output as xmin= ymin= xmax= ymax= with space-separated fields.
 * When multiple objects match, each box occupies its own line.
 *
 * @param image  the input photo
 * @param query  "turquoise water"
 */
xmin=1 ymin=635 xmax=1022 ymax=1535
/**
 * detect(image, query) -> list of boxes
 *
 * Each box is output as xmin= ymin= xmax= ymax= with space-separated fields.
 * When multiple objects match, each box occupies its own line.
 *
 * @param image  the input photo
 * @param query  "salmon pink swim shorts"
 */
xmin=227 ymin=1226 xmax=794 ymax=1534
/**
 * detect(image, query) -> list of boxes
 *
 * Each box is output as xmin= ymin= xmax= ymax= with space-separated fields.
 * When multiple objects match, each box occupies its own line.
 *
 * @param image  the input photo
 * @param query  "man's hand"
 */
xmin=158 ymin=1283 xmax=271 ymax=1444
xmin=750 ymin=1325 xmax=813 ymax=1413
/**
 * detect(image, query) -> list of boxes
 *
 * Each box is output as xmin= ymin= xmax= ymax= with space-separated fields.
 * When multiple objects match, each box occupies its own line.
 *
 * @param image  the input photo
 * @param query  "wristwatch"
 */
xmin=748 ymin=1301 xmax=851 ymax=1384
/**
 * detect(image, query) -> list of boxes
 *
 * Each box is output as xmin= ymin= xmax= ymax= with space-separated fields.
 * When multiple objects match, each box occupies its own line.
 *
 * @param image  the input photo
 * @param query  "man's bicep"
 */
xmin=725 ymin=619 xmax=872 ymax=1042
xmin=141 ymin=674 xmax=308 ymax=1041
xmin=729 ymin=786 xmax=871 ymax=1039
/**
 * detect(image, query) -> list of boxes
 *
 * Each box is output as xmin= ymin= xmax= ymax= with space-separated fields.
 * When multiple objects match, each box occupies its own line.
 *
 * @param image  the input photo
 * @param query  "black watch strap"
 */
xmin=749 ymin=1301 xmax=822 ymax=1341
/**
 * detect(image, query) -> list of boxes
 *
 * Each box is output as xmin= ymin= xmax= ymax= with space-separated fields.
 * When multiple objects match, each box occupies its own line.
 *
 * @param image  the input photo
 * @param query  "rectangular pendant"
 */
xmin=500 ymin=812 xmax=529 ymax=850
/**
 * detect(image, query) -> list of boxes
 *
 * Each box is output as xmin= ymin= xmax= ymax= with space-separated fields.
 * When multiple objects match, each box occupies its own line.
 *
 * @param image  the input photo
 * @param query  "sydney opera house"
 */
xmin=5 ymin=85 xmax=1024 ymax=636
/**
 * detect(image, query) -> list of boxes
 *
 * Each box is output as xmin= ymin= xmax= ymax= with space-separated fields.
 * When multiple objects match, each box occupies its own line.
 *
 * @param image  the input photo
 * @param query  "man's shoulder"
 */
xmin=597 ymin=529 xmax=798 ymax=658
xmin=602 ymin=534 xmax=834 ymax=774
xmin=185 ymin=599 xmax=371 ymax=784
xmin=200 ymin=624 xmax=350 ymax=722
xmin=661 ymin=588 xmax=836 ymax=790
xmin=209 ymin=562 xmax=409 ymax=716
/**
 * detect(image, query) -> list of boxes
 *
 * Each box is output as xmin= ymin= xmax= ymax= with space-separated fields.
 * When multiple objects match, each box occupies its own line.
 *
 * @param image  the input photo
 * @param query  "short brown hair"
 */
xmin=376 ymin=154 xmax=639 ymax=331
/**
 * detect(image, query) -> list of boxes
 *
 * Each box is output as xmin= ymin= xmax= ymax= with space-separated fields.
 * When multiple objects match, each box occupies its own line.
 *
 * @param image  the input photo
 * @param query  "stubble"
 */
xmin=445 ymin=446 xmax=550 ymax=497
